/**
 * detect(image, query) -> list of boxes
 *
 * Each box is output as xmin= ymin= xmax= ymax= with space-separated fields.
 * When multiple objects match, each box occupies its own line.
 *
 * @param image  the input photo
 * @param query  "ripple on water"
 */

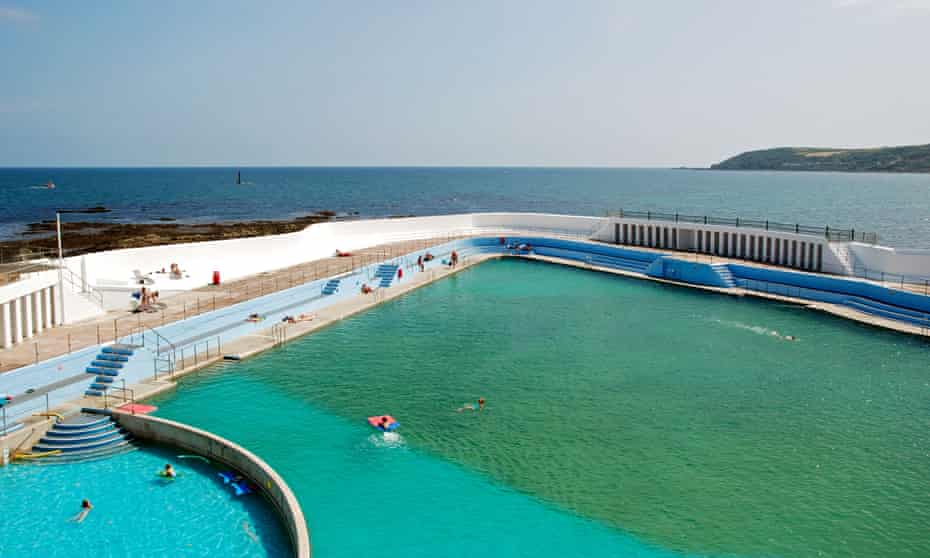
xmin=154 ymin=258 xmax=930 ymax=558
xmin=0 ymin=443 xmax=290 ymax=557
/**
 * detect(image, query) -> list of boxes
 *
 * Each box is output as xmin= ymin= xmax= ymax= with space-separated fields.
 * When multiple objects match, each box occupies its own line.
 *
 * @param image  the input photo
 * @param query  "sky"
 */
xmin=1 ymin=0 xmax=929 ymax=167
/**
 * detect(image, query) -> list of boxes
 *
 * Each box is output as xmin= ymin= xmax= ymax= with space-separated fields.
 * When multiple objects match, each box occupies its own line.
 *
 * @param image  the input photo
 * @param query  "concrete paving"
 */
xmin=0 ymin=235 xmax=466 ymax=372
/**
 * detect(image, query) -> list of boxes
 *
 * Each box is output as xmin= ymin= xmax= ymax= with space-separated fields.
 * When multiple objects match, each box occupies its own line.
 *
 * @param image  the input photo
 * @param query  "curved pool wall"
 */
xmin=0 ymin=439 xmax=291 ymax=557
xmin=4 ymin=234 xmax=930 ymax=430
xmin=114 ymin=410 xmax=311 ymax=557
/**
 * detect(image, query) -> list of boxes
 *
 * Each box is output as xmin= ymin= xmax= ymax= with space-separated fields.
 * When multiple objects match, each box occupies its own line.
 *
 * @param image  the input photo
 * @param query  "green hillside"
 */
xmin=711 ymin=144 xmax=930 ymax=173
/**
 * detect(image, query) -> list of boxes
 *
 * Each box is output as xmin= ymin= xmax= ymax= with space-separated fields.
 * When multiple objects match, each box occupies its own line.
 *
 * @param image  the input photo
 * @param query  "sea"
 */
xmin=1 ymin=167 xmax=928 ymax=247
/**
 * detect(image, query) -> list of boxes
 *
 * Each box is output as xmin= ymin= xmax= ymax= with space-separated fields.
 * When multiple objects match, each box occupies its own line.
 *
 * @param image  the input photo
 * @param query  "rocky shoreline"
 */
xmin=0 ymin=212 xmax=337 ymax=262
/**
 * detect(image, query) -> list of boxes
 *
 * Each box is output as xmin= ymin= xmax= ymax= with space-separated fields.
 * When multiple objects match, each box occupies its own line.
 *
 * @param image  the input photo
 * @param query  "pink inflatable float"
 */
xmin=367 ymin=415 xmax=400 ymax=432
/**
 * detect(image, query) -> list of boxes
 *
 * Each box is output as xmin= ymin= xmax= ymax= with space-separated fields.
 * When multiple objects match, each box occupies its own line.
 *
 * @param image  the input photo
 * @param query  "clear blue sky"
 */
xmin=1 ymin=0 xmax=928 ymax=167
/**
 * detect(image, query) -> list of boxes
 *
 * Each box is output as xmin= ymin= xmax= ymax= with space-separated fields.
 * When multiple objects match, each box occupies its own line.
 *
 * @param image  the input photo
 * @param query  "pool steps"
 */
xmin=375 ymin=264 xmax=399 ymax=288
xmin=710 ymin=264 xmax=737 ymax=288
xmin=322 ymin=278 xmax=341 ymax=295
xmin=84 ymin=344 xmax=137 ymax=397
xmin=30 ymin=413 xmax=136 ymax=462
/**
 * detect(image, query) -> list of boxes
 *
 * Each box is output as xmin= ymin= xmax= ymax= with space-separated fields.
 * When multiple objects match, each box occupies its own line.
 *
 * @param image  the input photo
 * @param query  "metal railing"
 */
xmin=59 ymin=265 xmax=105 ymax=307
xmin=738 ymin=277 xmax=930 ymax=336
xmin=848 ymin=265 xmax=930 ymax=295
xmin=271 ymin=323 xmax=288 ymax=346
xmin=607 ymin=209 xmax=879 ymax=244
xmin=103 ymin=381 xmax=136 ymax=411
xmin=174 ymin=335 xmax=222 ymax=374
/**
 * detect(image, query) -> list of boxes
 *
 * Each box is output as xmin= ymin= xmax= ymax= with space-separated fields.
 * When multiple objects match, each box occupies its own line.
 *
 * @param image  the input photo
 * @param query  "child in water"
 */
xmin=70 ymin=499 xmax=92 ymax=523
xmin=163 ymin=463 xmax=177 ymax=478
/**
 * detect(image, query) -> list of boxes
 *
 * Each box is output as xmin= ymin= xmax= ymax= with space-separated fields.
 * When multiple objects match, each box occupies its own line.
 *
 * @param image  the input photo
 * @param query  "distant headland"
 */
xmin=711 ymin=143 xmax=930 ymax=173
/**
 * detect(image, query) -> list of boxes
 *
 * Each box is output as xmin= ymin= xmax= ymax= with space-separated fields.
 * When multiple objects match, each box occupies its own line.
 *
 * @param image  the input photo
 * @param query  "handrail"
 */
xmin=848 ymin=264 xmax=930 ymax=295
xmin=59 ymin=264 xmax=105 ymax=307
xmin=737 ymin=277 xmax=930 ymax=334
xmin=174 ymin=335 xmax=221 ymax=373
xmin=607 ymin=209 xmax=879 ymax=244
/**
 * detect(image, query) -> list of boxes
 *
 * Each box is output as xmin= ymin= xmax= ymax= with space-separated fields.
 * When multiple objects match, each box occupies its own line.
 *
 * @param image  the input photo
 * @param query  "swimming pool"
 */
xmin=0 ymin=443 xmax=290 ymax=557
xmin=151 ymin=258 xmax=930 ymax=557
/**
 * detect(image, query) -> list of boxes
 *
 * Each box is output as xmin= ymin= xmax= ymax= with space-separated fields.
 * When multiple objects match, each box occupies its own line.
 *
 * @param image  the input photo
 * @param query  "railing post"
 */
xmin=96 ymin=325 xmax=101 ymax=345
xmin=34 ymin=343 xmax=39 ymax=364
xmin=114 ymin=319 xmax=118 ymax=342
xmin=675 ymin=213 xmax=678 ymax=222
xmin=67 ymin=334 xmax=71 ymax=353
xmin=736 ymin=217 xmax=739 ymax=227
xmin=795 ymin=224 xmax=799 ymax=233
xmin=212 ymin=295 xmax=216 ymax=311
xmin=765 ymin=220 xmax=769 ymax=230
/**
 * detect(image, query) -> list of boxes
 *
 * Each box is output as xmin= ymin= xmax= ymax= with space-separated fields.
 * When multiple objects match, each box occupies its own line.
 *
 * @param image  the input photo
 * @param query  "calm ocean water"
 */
xmin=1 ymin=167 xmax=928 ymax=247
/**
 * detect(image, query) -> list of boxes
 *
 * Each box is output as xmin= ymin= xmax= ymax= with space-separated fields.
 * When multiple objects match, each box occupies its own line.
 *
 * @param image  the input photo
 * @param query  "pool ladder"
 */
xmin=271 ymin=323 xmax=288 ymax=347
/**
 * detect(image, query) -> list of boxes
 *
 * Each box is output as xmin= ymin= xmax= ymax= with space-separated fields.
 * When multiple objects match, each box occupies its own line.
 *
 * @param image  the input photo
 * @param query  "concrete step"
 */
xmin=44 ymin=423 xmax=116 ymax=438
xmin=86 ymin=367 xmax=119 ymax=376
xmin=53 ymin=416 xmax=111 ymax=431
xmin=102 ymin=346 xmax=134 ymax=357
xmin=96 ymin=353 xmax=129 ymax=362
xmin=34 ymin=431 xmax=128 ymax=453
xmin=39 ymin=428 xmax=124 ymax=446
xmin=91 ymin=360 xmax=123 ymax=369
xmin=31 ymin=441 xmax=137 ymax=464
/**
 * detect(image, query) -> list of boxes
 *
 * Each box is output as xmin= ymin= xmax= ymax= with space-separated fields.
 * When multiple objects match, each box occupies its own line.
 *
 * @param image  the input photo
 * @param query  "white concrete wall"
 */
xmin=4 ymin=213 xmax=924 ymax=313
xmin=596 ymin=217 xmax=841 ymax=274
xmin=66 ymin=213 xmax=603 ymax=296
xmin=116 ymin=412 xmax=310 ymax=558
xmin=847 ymin=243 xmax=930 ymax=278
xmin=0 ymin=266 xmax=105 ymax=337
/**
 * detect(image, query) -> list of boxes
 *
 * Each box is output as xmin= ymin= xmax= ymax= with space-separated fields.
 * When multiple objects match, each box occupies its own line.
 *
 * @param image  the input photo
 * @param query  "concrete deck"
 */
xmin=0 ymin=236 xmax=467 ymax=373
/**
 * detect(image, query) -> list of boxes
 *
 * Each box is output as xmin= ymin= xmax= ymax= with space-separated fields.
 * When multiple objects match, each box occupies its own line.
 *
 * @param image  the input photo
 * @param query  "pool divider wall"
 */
xmin=113 ymin=411 xmax=311 ymax=558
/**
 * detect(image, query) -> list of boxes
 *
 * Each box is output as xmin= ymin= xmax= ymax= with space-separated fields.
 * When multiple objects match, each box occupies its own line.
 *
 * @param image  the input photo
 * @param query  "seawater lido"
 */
xmin=2 ymin=211 xmax=930 ymax=557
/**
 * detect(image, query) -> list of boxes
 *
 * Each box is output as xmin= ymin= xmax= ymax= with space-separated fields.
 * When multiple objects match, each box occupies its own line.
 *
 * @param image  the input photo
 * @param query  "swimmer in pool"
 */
xmin=457 ymin=397 xmax=486 ymax=412
xmin=380 ymin=416 xmax=391 ymax=430
xmin=70 ymin=499 xmax=92 ymax=523
xmin=163 ymin=463 xmax=177 ymax=478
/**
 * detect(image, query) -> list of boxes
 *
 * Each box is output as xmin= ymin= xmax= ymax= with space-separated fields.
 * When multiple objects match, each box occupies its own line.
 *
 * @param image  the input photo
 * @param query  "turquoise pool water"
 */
xmin=152 ymin=258 xmax=930 ymax=558
xmin=0 ymin=444 xmax=289 ymax=557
